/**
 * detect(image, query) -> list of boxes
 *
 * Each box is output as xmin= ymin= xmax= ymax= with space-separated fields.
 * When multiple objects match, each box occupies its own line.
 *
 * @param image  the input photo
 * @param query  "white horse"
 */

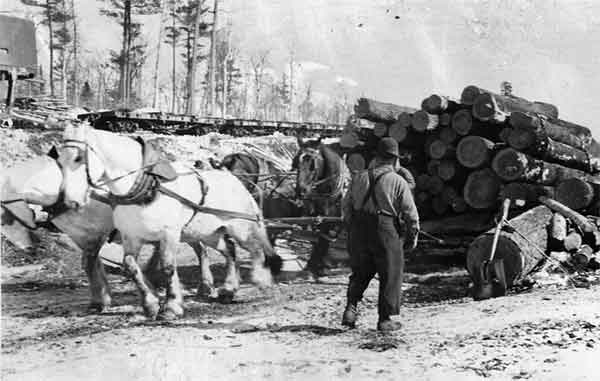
xmin=1 ymin=156 xmax=114 ymax=311
xmin=56 ymin=123 xmax=281 ymax=320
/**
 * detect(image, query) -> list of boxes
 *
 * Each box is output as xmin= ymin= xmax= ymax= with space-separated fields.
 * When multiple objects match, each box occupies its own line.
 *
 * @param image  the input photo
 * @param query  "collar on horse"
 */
xmin=300 ymin=148 xmax=350 ymax=201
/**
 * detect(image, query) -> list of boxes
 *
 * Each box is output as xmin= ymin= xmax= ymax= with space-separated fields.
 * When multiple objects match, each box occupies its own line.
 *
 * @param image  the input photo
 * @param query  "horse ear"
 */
xmin=47 ymin=146 xmax=59 ymax=160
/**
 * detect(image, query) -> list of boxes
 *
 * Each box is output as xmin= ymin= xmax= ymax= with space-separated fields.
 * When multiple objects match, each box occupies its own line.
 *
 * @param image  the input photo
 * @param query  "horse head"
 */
xmin=57 ymin=122 xmax=107 ymax=209
xmin=293 ymin=137 xmax=326 ymax=197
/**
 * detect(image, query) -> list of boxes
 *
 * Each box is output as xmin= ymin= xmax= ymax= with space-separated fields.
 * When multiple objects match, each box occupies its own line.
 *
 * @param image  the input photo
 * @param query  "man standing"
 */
xmin=341 ymin=137 xmax=419 ymax=331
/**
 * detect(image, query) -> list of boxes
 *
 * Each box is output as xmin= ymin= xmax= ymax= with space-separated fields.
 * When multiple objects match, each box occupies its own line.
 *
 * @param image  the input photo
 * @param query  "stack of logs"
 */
xmin=341 ymin=88 xmax=600 ymax=220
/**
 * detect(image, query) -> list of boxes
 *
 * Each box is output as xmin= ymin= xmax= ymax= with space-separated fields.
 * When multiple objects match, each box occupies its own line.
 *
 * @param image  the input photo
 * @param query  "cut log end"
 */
xmin=412 ymin=110 xmax=439 ymax=132
xmin=460 ymin=85 xmax=484 ymax=105
xmin=457 ymin=135 xmax=494 ymax=169
xmin=388 ymin=121 xmax=408 ymax=142
xmin=451 ymin=109 xmax=473 ymax=136
xmin=438 ymin=160 xmax=457 ymax=181
xmin=555 ymin=178 xmax=595 ymax=211
xmin=507 ymin=127 xmax=536 ymax=151
xmin=347 ymin=153 xmax=366 ymax=172
xmin=373 ymin=122 xmax=388 ymax=137
xmin=439 ymin=126 xmax=457 ymax=144
xmin=473 ymin=93 xmax=508 ymax=123
xmin=439 ymin=113 xmax=452 ymax=126
xmin=463 ymin=168 xmax=501 ymax=209
xmin=429 ymin=140 xmax=454 ymax=160
xmin=422 ymin=94 xmax=449 ymax=114
xmin=491 ymin=148 xmax=527 ymax=182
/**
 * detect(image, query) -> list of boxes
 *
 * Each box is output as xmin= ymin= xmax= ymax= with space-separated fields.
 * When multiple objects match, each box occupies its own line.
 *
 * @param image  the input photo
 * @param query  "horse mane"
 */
xmin=317 ymin=144 xmax=345 ymax=193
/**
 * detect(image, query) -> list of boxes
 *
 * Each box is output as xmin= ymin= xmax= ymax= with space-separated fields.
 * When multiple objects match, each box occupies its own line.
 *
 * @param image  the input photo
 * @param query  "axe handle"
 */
xmin=489 ymin=199 xmax=511 ymax=262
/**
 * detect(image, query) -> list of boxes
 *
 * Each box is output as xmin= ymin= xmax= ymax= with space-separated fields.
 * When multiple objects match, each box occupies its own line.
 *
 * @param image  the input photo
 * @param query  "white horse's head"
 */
xmin=57 ymin=123 xmax=106 ymax=209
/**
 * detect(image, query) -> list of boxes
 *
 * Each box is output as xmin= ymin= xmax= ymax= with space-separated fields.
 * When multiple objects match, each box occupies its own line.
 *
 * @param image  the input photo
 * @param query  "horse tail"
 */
xmin=256 ymin=221 xmax=282 ymax=275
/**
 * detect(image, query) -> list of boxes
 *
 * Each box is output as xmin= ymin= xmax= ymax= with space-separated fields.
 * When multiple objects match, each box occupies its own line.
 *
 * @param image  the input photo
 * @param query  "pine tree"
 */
xmin=80 ymin=81 xmax=94 ymax=108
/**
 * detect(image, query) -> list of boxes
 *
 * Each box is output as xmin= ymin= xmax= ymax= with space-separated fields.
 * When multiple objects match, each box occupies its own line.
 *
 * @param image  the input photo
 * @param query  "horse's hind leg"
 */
xmin=190 ymin=241 xmax=218 ymax=300
xmin=158 ymin=232 xmax=184 ymax=320
xmin=121 ymin=238 xmax=160 ymax=319
xmin=218 ymin=234 xmax=240 ymax=303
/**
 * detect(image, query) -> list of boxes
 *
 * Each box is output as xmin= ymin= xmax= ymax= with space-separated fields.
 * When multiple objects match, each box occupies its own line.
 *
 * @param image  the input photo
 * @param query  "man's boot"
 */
xmin=341 ymin=303 xmax=358 ymax=328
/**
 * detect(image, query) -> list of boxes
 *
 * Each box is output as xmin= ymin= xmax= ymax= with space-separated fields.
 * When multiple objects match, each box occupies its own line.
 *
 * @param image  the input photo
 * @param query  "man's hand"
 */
xmin=405 ymin=230 xmax=419 ymax=252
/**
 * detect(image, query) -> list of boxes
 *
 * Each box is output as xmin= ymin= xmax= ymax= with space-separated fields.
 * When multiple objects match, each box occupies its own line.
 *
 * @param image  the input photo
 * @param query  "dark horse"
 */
xmin=219 ymin=152 xmax=301 ymax=219
xmin=293 ymin=138 xmax=350 ymax=277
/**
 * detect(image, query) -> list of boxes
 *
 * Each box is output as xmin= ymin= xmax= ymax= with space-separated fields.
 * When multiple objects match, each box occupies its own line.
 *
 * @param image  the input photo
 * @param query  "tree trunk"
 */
xmin=492 ymin=148 xmax=599 ymax=185
xmin=46 ymin=0 xmax=55 ymax=97
xmin=456 ymin=135 xmax=495 ymax=169
xmin=61 ymin=0 xmax=67 ymax=99
xmin=152 ymin=0 xmax=166 ymax=109
xmin=555 ymin=178 xmax=597 ymax=211
xmin=467 ymin=205 xmax=553 ymax=287
xmin=170 ymin=5 xmax=176 ymax=113
xmin=412 ymin=110 xmax=438 ymax=132
xmin=509 ymin=111 xmax=593 ymax=152
xmin=209 ymin=0 xmax=218 ymax=116
xmin=463 ymin=168 xmax=501 ymax=209
xmin=472 ymin=90 xmax=559 ymax=123
xmin=354 ymin=97 xmax=417 ymax=123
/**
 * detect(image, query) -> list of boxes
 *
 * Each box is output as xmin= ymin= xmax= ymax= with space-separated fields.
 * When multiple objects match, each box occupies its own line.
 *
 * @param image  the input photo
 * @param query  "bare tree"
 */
xmin=249 ymin=49 xmax=269 ymax=119
xmin=186 ymin=0 xmax=204 ymax=114
xmin=208 ymin=0 xmax=219 ymax=115
xmin=152 ymin=0 xmax=167 ymax=108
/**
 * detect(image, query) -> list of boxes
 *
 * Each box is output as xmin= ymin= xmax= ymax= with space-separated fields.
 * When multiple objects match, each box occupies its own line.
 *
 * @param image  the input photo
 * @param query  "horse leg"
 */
xmin=217 ymin=234 xmax=240 ymax=304
xmin=83 ymin=249 xmax=112 ymax=313
xmin=158 ymin=232 xmax=184 ymax=319
xmin=121 ymin=239 xmax=160 ymax=319
xmin=234 ymin=227 xmax=273 ymax=290
xmin=190 ymin=241 xmax=218 ymax=300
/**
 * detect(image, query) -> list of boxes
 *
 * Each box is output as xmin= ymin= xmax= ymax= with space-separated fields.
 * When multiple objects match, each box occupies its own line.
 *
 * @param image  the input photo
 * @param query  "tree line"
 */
xmin=19 ymin=0 xmax=353 ymax=124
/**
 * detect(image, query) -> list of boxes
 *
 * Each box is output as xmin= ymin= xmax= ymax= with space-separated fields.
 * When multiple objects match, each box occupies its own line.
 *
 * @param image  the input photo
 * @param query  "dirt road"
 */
xmin=2 ymin=254 xmax=599 ymax=381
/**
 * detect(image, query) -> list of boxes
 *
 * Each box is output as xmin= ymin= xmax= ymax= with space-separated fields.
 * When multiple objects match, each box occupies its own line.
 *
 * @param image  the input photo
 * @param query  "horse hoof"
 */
xmin=217 ymin=288 xmax=235 ymax=304
xmin=87 ymin=303 xmax=108 ymax=314
xmin=157 ymin=309 xmax=180 ymax=321
xmin=143 ymin=301 xmax=160 ymax=320
xmin=164 ymin=301 xmax=184 ymax=317
xmin=197 ymin=284 xmax=219 ymax=301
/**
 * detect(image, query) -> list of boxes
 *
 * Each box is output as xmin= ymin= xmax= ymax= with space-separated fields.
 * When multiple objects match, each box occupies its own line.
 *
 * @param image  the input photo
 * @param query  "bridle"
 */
xmin=296 ymin=147 xmax=348 ymax=201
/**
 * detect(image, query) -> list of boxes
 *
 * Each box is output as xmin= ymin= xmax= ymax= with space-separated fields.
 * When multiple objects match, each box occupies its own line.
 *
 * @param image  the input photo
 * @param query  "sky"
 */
xmin=2 ymin=0 xmax=600 ymax=130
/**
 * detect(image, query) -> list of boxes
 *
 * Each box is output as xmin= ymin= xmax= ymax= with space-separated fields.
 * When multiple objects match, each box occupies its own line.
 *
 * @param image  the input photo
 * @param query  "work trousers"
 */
xmin=346 ymin=211 xmax=405 ymax=318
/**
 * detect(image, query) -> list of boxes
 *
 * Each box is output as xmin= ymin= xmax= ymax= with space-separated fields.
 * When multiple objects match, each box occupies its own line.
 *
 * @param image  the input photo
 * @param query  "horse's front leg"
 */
xmin=121 ymin=238 xmax=160 ymax=319
xmin=158 ymin=231 xmax=184 ymax=319
xmin=81 ymin=240 xmax=112 ymax=313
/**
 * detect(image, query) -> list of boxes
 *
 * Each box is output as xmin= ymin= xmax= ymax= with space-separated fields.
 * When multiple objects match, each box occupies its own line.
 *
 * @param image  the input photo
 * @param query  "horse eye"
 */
xmin=74 ymin=155 xmax=83 ymax=164
xmin=309 ymin=161 xmax=315 ymax=171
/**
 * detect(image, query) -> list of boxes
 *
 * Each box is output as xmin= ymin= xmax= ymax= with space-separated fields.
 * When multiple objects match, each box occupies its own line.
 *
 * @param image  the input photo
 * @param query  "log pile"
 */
xmin=341 ymin=88 xmax=600 ymax=223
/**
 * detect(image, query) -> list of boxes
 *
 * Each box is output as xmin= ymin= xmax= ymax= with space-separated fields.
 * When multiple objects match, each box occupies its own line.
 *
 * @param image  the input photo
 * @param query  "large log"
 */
xmin=427 ymin=160 xmax=440 ymax=176
xmin=499 ymin=182 xmax=555 ymax=208
xmin=573 ymin=245 xmax=594 ymax=267
xmin=491 ymin=148 xmax=599 ymax=185
xmin=555 ymin=178 xmax=597 ymax=211
xmin=439 ymin=126 xmax=457 ymax=144
xmin=416 ymin=174 xmax=432 ymax=191
xmin=354 ymin=98 xmax=417 ymax=123
xmin=428 ymin=175 xmax=445 ymax=195
xmin=431 ymin=196 xmax=449 ymax=215
xmin=463 ymin=168 xmax=501 ymax=210
xmin=538 ymin=196 xmax=597 ymax=234
xmin=509 ymin=111 xmax=592 ymax=152
xmin=388 ymin=121 xmax=409 ymax=142
xmin=421 ymin=212 xmax=494 ymax=234
xmin=563 ymin=232 xmax=583 ymax=252
xmin=460 ymin=85 xmax=486 ymax=106
xmin=412 ymin=110 xmax=439 ymax=132
xmin=439 ymin=113 xmax=452 ymax=127
xmin=466 ymin=205 xmax=553 ymax=287
xmin=428 ymin=139 xmax=456 ymax=160
xmin=507 ymin=128 xmax=595 ymax=172
xmin=456 ymin=135 xmax=495 ymax=169
xmin=551 ymin=213 xmax=567 ymax=241
xmin=471 ymin=89 xmax=559 ymax=123
xmin=373 ymin=122 xmax=388 ymax=137
xmin=437 ymin=160 xmax=457 ymax=181
xmin=452 ymin=109 xmax=473 ymax=136
xmin=421 ymin=94 xmax=462 ymax=114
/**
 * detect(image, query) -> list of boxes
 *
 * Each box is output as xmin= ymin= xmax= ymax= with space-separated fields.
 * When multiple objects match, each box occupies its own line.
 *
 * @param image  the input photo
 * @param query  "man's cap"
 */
xmin=377 ymin=137 xmax=399 ymax=158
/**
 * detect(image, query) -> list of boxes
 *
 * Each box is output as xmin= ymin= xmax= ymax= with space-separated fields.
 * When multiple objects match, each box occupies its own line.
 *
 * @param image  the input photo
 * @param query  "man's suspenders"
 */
xmin=360 ymin=169 xmax=393 ymax=213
